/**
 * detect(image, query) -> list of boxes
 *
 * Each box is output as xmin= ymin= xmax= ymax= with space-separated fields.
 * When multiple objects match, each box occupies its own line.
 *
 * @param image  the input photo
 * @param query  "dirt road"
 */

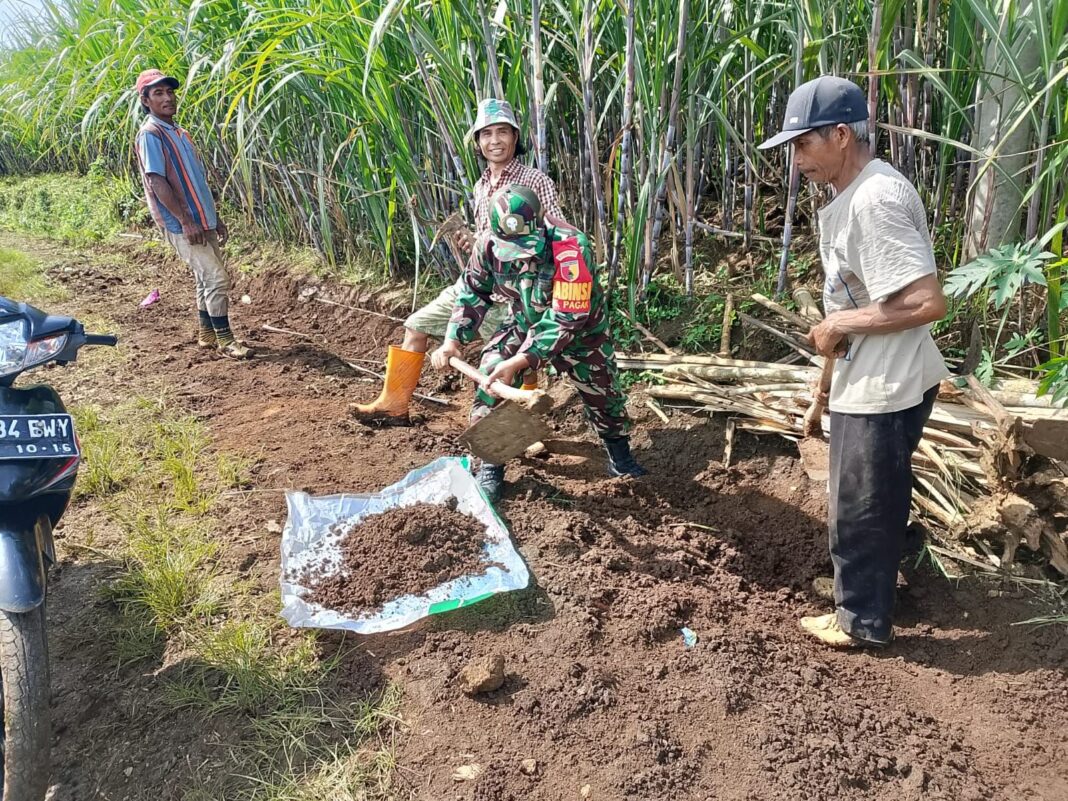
xmin=10 ymin=233 xmax=1066 ymax=801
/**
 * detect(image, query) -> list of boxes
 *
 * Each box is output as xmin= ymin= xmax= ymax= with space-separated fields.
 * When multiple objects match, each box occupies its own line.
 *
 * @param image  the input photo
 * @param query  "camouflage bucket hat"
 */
xmin=490 ymin=185 xmax=545 ymax=261
xmin=468 ymin=98 xmax=521 ymax=141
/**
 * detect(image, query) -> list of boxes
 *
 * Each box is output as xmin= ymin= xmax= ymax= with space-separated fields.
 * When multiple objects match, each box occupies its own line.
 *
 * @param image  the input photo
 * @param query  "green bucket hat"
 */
xmin=468 ymin=97 xmax=521 ymax=142
xmin=489 ymin=185 xmax=545 ymax=261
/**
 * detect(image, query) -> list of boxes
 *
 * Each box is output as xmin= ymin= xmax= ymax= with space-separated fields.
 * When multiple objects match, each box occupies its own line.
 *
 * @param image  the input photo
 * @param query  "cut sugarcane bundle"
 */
xmin=621 ymin=342 xmax=1068 ymax=579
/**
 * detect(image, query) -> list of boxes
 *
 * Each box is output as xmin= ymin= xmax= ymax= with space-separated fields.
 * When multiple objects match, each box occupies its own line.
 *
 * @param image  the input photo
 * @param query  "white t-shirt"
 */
xmin=818 ymin=159 xmax=949 ymax=414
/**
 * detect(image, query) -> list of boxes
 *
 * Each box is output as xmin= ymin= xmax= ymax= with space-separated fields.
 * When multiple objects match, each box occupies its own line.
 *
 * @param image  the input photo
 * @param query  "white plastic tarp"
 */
xmin=279 ymin=457 xmax=529 ymax=634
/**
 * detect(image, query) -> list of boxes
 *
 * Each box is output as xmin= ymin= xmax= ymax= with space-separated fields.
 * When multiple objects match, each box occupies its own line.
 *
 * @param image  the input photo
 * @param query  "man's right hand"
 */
xmin=182 ymin=219 xmax=206 ymax=246
xmin=452 ymin=227 xmax=474 ymax=255
xmin=430 ymin=339 xmax=463 ymax=372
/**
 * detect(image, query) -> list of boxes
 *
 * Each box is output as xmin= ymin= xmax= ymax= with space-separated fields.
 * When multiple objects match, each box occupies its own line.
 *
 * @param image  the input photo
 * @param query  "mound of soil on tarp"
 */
xmin=300 ymin=501 xmax=493 ymax=614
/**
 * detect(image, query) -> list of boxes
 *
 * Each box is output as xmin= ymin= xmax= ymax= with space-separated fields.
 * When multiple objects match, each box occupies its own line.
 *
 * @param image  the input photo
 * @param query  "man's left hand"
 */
xmin=481 ymin=354 xmax=533 ymax=398
xmin=216 ymin=218 xmax=229 ymax=245
xmin=807 ymin=317 xmax=848 ymax=358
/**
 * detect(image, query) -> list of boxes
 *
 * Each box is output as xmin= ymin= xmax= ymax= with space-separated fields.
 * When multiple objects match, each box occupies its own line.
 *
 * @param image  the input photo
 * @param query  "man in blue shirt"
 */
xmin=134 ymin=69 xmax=250 ymax=359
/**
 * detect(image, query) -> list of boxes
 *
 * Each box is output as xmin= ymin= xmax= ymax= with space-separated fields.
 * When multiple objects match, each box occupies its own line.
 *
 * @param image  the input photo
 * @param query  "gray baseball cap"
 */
xmin=758 ymin=76 xmax=868 ymax=150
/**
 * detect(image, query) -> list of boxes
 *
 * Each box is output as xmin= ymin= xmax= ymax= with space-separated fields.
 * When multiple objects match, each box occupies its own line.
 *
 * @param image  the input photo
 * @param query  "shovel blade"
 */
xmin=460 ymin=401 xmax=551 ymax=463
xmin=798 ymin=437 xmax=830 ymax=482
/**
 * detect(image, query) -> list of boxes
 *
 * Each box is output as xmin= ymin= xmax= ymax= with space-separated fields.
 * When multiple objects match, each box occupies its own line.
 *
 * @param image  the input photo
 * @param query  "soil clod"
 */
xmin=459 ymin=653 xmax=506 ymax=695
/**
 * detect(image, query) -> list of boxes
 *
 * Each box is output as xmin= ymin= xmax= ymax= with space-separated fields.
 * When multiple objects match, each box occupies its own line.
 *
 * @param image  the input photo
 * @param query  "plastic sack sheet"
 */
xmin=279 ymin=456 xmax=529 ymax=634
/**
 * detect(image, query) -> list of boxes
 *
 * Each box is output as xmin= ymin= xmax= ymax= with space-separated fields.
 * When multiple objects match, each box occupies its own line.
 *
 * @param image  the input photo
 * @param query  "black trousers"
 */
xmin=828 ymin=385 xmax=938 ymax=643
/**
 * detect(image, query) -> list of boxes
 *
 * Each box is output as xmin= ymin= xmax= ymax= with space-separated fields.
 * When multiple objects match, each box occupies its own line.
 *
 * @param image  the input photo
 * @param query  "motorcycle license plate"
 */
xmin=0 ymin=414 xmax=79 ymax=460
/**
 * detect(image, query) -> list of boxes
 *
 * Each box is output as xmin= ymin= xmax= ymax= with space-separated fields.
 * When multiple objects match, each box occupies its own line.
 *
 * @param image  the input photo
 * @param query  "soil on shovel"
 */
xmin=299 ymin=501 xmax=493 ymax=615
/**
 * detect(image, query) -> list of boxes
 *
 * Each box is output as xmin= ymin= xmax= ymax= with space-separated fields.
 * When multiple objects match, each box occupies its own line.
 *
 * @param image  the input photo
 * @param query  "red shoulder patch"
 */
xmin=551 ymin=238 xmax=592 ymax=313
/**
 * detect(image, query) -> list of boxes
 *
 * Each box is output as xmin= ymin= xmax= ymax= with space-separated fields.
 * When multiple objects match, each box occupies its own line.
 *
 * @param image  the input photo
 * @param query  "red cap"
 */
xmin=135 ymin=69 xmax=179 ymax=96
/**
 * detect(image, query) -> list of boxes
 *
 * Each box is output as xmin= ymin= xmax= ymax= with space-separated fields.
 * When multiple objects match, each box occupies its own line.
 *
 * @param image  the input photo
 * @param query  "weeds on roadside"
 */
xmin=106 ymin=510 xmax=222 ymax=633
xmin=230 ymin=682 xmax=404 ymax=801
xmin=0 ymin=173 xmax=136 ymax=243
xmin=0 ymin=246 xmax=66 ymax=302
xmin=72 ymin=397 xmax=403 ymax=797
xmin=167 ymin=619 xmax=327 ymax=715
xmin=72 ymin=406 xmax=139 ymax=498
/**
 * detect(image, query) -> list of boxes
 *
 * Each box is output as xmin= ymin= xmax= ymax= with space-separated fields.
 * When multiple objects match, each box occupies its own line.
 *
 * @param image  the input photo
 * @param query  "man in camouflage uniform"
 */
xmin=352 ymin=98 xmax=562 ymax=425
xmin=431 ymin=185 xmax=646 ymax=501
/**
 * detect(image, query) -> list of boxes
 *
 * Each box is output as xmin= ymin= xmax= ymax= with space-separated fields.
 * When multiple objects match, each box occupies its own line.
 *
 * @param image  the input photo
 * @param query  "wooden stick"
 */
xmin=750 ymin=293 xmax=812 ymax=330
xmin=645 ymin=397 xmax=670 ymax=424
xmin=791 ymin=287 xmax=823 ymax=321
xmin=314 ymin=297 xmax=406 ymax=323
xmin=448 ymin=356 xmax=547 ymax=408
xmin=261 ymin=323 xmax=314 ymax=340
xmin=718 ymin=293 xmax=734 ymax=357
xmin=737 ymin=312 xmax=816 ymax=359
xmin=620 ymin=311 xmax=675 ymax=355
xmin=693 ymin=219 xmax=775 ymax=243
xmin=802 ymin=357 xmax=834 ymax=437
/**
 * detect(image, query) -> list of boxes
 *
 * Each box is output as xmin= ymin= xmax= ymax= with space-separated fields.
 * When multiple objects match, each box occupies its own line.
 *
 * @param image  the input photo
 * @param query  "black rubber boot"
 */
xmin=475 ymin=463 xmax=506 ymax=503
xmin=603 ymin=436 xmax=648 ymax=478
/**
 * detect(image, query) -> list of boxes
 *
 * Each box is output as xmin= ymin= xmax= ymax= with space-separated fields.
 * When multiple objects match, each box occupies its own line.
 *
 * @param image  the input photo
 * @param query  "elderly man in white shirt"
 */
xmin=759 ymin=76 xmax=949 ymax=648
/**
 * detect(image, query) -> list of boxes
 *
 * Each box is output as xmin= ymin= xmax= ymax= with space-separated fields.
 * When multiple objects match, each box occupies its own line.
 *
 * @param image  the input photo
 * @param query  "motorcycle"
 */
xmin=0 ymin=297 xmax=116 ymax=800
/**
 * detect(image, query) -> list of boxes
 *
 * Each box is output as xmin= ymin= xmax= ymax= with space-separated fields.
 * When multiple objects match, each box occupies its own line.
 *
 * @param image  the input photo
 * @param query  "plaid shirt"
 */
xmin=473 ymin=160 xmax=564 ymax=232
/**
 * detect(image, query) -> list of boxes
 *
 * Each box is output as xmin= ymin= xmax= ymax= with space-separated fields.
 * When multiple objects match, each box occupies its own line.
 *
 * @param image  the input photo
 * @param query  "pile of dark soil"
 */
xmin=300 ymin=501 xmax=492 ymax=614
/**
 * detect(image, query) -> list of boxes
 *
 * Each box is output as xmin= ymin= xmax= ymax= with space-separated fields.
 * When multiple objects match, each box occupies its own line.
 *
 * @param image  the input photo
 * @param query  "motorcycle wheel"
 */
xmin=0 ymin=606 xmax=50 ymax=801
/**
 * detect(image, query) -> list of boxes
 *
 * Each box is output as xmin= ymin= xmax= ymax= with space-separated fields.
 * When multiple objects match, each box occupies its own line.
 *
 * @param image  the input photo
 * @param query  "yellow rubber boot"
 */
xmin=350 ymin=346 xmax=425 ymax=425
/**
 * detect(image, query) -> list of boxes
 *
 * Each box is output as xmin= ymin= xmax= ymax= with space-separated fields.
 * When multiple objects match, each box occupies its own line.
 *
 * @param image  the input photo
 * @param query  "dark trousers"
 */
xmin=829 ymin=386 xmax=938 ymax=643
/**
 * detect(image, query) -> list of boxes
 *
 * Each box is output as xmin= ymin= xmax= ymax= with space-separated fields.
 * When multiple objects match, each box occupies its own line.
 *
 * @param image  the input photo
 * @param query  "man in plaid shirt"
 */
xmin=353 ymin=98 xmax=564 ymax=425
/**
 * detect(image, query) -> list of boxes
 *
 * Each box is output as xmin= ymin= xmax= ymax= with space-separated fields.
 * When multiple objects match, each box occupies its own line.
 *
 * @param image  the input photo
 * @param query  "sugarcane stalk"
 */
xmin=773 ymin=22 xmax=807 ymax=298
xmin=868 ymin=0 xmax=882 ymax=155
xmin=665 ymin=365 xmax=817 ymax=383
xmin=685 ymin=91 xmax=696 ymax=296
xmin=608 ymin=0 xmax=636 ymax=281
xmin=407 ymin=26 xmax=468 ymax=195
xmin=475 ymin=0 xmax=503 ymax=100
xmin=689 ymin=221 xmax=759 ymax=242
xmin=751 ymin=293 xmax=814 ymax=330
xmin=719 ymin=293 xmax=735 ymax=357
xmin=617 ymin=353 xmax=795 ymax=369
xmin=643 ymin=0 xmax=689 ymax=290
xmin=743 ymin=56 xmax=755 ymax=251
xmin=530 ymin=0 xmax=548 ymax=174
xmin=737 ymin=312 xmax=816 ymax=358
xmin=579 ymin=0 xmax=608 ymax=261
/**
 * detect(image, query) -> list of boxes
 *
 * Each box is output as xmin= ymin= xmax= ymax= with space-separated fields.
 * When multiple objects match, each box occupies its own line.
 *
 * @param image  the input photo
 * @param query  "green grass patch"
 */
xmin=0 ymin=170 xmax=141 ymax=244
xmin=71 ymin=395 xmax=401 ymax=797
xmin=0 ymin=246 xmax=66 ymax=302
xmin=106 ymin=510 xmax=222 ymax=634
xmin=167 ymin=619 xmax=327 ymax=715
xmin=71 ymin=405 xmax=140 ymax=499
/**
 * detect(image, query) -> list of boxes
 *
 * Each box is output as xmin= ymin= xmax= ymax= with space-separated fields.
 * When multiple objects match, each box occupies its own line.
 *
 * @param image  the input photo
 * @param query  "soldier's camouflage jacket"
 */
xmin=444 ymin=221 xmax=608 ymax=368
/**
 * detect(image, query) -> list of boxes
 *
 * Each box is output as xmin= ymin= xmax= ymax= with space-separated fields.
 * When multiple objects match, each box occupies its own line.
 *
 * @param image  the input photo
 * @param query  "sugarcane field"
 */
xmin=1 ymin=0 xmax=1067 ymax=799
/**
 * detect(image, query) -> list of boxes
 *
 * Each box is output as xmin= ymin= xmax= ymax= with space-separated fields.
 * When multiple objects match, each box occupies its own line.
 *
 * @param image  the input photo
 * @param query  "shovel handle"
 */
xmin=449 ymin=356 xmax=541 ymax=404
xmin=802 ymin=357 xmax=835 ymax=438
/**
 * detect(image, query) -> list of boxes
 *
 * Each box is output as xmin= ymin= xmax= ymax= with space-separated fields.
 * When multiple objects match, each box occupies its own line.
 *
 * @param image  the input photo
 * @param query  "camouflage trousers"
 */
xmin=471 ymin=323 xmax=630 ymax=439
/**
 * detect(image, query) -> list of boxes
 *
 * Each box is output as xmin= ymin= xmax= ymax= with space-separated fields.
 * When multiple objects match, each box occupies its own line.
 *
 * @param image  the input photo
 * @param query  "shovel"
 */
xmin=448 ymin=357 xmax=553 ymax=463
